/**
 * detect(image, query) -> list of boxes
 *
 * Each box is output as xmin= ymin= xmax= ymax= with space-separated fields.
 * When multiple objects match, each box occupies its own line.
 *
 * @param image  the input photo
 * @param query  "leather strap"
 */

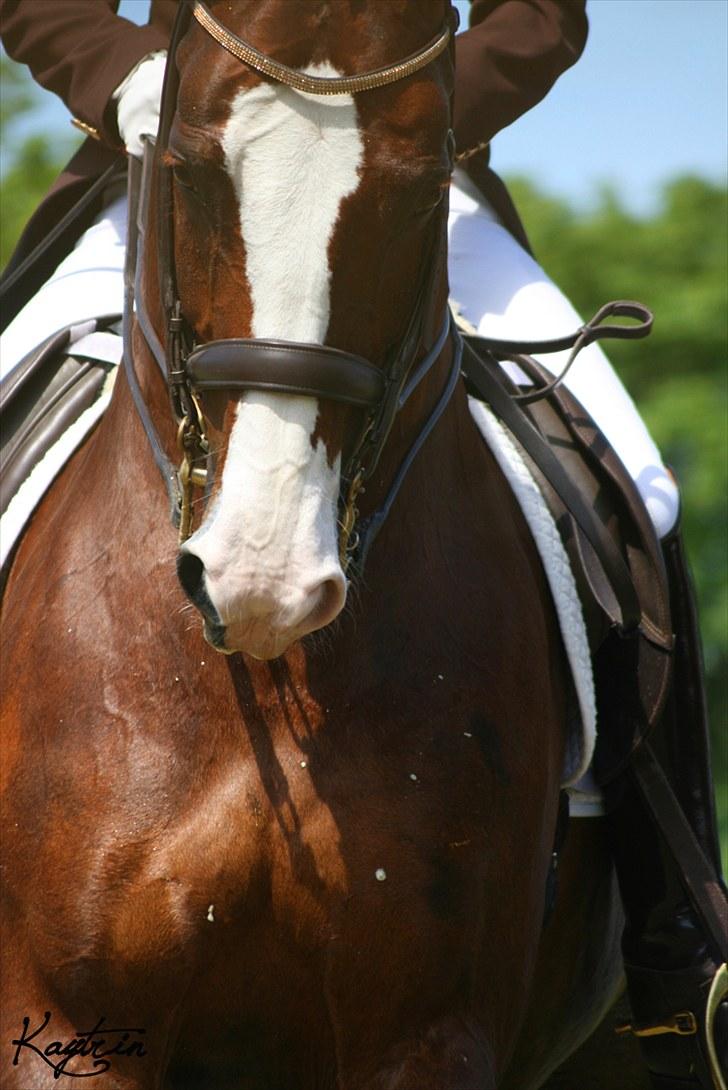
xmin=1 ymin=325 xmax=78 ymax=414
xmin=512 ymin=350 xmax=674 ymax=652
xmin=462 ymin=338 xmax=642 ymax=633
xmin=122 ymin=153 xmax=181 ymax=519
xmin=134 ymin=143 xmax=168 ymax=383
xmin=0 ymin=325 xmax=116 ymax=518
xmin=355 ymin=317 xmax=462 ymax=566
xmin=469 ymin=302 xmax=653 ymax=409
xmin=466 ymin=301 xmax=653 ymax=359
xmin=186 ymin=339 xmax=385 ymax=407
xmin=631 ymin=741 xmax=728 ymax=964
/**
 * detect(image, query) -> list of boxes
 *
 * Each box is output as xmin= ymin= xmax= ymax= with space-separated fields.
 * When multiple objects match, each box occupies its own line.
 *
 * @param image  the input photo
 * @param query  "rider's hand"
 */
xmin=113 ymin=51 xmax=166 ymax=158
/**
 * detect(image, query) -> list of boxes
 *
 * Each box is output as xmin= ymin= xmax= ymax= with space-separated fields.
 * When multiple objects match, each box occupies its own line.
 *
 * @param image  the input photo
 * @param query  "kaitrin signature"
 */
xmin=11 ymin=1011 xmax=147 ymax=1079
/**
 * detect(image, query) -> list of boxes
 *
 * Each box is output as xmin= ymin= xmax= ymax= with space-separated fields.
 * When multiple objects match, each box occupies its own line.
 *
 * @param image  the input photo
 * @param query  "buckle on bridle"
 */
xmin=339 ymin=469 xmax=365 ymax=571
xmin=176 ymin=392 xmax=209 ymax=543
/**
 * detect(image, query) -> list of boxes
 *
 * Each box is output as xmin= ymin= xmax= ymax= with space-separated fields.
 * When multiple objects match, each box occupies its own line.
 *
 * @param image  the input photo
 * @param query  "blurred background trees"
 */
xmin=0 ymin=55 xmax=79 ymax=261
xmin=1 ymin=55 xmax=726 ymax=858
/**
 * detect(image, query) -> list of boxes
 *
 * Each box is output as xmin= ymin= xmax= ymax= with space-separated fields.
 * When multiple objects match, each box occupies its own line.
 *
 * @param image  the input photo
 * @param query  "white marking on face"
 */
xmin=222 ymin=65 xmax=363 ymax=342
xmin=183 ymin=66 xmax=363 ymax=656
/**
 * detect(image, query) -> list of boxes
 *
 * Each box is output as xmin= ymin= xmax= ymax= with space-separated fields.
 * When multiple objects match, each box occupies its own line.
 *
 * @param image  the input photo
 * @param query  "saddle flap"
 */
xmin=0 ymin=317 xmax=121 ymax=518
xmin=462 ymin=339 xmax=675 ymax=786
xmin=521 ymin=379 xmax=674 ymax=784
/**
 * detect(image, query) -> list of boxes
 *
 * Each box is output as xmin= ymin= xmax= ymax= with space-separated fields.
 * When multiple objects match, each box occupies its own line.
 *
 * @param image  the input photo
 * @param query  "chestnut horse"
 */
xmin=1 ymin=2 xmax=638 ymax=1087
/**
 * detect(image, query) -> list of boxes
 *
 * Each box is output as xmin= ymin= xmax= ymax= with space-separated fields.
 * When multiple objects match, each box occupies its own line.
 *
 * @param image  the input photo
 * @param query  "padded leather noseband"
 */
xmin=186 ymin=340 xmax=385 ymax=408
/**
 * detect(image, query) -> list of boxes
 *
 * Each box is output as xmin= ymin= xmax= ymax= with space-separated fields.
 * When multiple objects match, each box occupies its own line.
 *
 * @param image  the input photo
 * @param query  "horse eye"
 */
xmin=415 ymin=191 xmax=445 ymax=217
xmin=173 ymin=161 xmax=197 ymax=193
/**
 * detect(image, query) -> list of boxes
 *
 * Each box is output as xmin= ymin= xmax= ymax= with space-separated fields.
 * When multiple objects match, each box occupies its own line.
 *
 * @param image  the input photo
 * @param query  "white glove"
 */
xmin=113 ymin=51 xmax=167 ymax=158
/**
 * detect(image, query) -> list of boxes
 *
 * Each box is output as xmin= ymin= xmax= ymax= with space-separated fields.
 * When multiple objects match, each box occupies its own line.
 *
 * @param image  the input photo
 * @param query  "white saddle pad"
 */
xmin=467 ymin=397 xmax=604 ymax=815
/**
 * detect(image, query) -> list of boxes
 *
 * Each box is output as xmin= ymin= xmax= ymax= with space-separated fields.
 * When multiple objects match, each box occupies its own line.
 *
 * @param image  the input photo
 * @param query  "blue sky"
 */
xmin=7 ymin=0 xmax=727 ymax=216
xmin=453 ymin=0 xmax=727 ymax=212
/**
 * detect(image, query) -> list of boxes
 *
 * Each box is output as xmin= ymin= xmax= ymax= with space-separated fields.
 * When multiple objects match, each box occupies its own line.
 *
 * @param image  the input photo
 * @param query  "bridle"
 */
xmin=124 ymin=0 xmax=462 ymax=570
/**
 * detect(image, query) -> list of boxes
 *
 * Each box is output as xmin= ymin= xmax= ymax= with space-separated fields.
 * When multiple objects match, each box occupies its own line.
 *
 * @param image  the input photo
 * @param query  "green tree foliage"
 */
xmin=0 ymin=55 xmax=79 ymax=266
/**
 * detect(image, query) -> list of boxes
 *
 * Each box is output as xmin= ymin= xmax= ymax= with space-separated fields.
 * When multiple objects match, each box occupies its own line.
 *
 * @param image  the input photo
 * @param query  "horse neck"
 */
xmin=352 ymin=253 xmax=468 ymax=567
xmin=62 ymin=321 xmax=180 ymax=577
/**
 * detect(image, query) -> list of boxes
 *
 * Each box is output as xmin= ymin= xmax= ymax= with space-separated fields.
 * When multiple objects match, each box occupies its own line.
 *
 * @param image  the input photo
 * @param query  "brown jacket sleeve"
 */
xmin=0 ymin=0 xmax=174 ymax=147
xmin=454 ymin=0 xmax=588 ymax=155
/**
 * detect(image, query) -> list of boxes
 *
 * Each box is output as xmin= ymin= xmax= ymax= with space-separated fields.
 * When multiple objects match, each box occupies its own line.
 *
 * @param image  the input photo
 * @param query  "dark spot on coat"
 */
xmin=469 ymin=714 xmax=510 ymax=785
xmin=426 ymin=852 xmax=466 ymax=921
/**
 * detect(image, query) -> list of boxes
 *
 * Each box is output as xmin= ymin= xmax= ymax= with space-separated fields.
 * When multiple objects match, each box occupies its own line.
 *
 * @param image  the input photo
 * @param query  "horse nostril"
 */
xmin=177 ymin=551 xmax=226 ymax=645
xmin=320 ymin=577 xmax=345 ymax=616
xmin=177 ymin=552 xmax=205 ymax=601
xmin=303 ymin=576 xmax=347 ymax=633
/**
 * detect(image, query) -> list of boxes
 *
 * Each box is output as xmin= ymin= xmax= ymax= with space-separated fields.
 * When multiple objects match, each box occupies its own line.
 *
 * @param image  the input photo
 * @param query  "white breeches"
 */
xmin=0 ymin=195 xmax=129 ymax=382
xmin=0 ymin=177 xmax=679 ymax=537
xmin=448 ymin=169 xmax=678 ymax=537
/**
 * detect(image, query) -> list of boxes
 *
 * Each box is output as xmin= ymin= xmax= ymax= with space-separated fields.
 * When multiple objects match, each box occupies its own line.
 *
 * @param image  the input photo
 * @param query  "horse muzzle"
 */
xmin=177 ymin=549 xmax=346 ymax=658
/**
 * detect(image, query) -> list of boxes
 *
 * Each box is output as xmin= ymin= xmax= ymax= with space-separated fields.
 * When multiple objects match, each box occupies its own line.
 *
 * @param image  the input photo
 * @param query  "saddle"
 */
xmin=0 ymin=317 xmax=121 ymax=584
xmin=0 ymin=317 xmax=121 ymax=513
xmin=458 ymin=307 xmax=673 ymax=787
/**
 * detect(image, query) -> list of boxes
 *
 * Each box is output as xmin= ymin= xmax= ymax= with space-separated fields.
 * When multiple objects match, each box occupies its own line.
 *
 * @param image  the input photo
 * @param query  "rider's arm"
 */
xmin=454 ymin=0 xmax=588 ymax=156
xmin=0 ymin=0 xmax=171 ymax=147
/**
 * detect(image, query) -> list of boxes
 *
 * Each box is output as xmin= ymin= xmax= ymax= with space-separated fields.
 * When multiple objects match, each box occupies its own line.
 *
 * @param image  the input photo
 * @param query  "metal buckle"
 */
xmin=339 ymin=470 xmax=365 ymax=571
xmin=615 ymin=1011 xmax=698 ymax=1039
xmin=176 ymin=392 xmax=209 ymax=543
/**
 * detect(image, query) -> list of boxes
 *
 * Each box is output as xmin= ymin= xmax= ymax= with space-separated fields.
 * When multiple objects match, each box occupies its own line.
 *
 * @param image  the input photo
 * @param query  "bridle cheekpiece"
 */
xmin=124 ymin=0 xmax=461 ymax=570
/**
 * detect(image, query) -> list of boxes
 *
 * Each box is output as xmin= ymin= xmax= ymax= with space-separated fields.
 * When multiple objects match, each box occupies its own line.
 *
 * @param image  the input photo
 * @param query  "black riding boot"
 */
xmin=607 ymin=525 xmax=727 ymax=1090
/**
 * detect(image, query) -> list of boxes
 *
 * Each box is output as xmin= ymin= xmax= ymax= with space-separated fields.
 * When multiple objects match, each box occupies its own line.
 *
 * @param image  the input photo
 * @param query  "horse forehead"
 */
xmin=219 ymin=64 xmax=364 ymax=345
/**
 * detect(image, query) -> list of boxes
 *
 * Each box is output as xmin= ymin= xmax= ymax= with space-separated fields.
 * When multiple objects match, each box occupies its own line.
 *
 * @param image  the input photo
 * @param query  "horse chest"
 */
xmin=4 ymin=606 xmax=555 ymax=1047
xmin=74 ymin=701 xmax=495 ymax=986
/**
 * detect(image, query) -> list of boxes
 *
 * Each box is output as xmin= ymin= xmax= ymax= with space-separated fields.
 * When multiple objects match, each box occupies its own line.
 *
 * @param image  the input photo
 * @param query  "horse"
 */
xmin=0 ymin=2 xmax=644 ymax=1087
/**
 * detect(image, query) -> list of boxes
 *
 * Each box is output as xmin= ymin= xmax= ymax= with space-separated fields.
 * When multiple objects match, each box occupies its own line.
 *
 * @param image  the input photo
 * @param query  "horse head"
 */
xmin=138 ymin=0 xmax=456 ymax=658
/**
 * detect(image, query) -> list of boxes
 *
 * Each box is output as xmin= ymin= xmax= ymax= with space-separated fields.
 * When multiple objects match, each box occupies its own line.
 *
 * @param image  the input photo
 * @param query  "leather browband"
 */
xmin=186 ymin=339 xmax=385 ymax=407
xmin=191 ymin=1 xmax=456 ymax=97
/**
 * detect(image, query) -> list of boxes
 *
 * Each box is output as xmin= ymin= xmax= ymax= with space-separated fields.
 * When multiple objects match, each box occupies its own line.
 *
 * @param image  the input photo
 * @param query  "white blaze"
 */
xmin=184 ymin=67 xmax=363 ymax=654
xmin=222 ymin=65 xmax=363 ymax=342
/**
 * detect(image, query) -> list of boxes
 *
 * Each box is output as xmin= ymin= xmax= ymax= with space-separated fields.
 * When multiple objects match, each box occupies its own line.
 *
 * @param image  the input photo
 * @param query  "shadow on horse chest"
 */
xmin=144 ymin=654 xmax=562 ymax=1087
xmin=2 ymin=553 xmax=562 ymax=1083
xmin=0 ymin=375 xmax=575 ymax=1088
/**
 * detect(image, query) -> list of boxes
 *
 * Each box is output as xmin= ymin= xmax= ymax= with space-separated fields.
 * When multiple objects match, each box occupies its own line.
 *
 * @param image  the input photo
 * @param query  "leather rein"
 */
xmin=125 ymin=0 xmax=462 ymax=570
